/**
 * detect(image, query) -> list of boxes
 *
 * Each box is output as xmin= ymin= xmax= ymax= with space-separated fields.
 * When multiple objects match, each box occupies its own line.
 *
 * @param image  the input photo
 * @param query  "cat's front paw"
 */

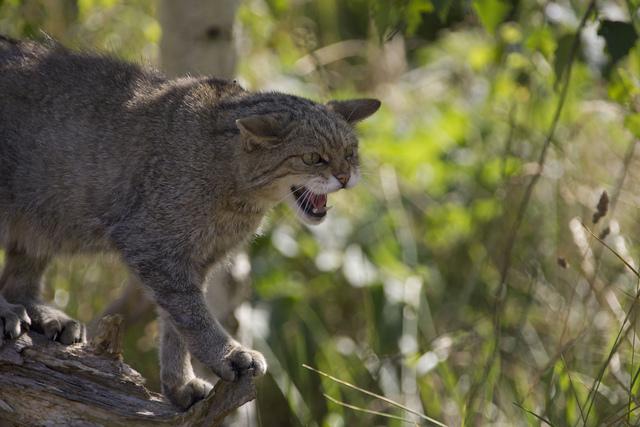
xmin=163 ymin=377 xmax=213 ymax=410
xmin=214 ymin=342 xmax=267 ymax=382
xmin=0 ymin=301 xmax=30 ymax=344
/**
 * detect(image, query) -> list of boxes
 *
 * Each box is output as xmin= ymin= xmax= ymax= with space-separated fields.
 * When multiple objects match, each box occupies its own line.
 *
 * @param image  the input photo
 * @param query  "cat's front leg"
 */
xmin=128 ymin=256 xmax=266 ymax=407
xmin=156 ymin=285 xmax=267 ymax=382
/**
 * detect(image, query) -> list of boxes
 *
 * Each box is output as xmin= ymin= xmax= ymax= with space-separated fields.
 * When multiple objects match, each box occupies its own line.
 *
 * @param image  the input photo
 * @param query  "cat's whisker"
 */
xmin=293 ymin=188 xmax=310 ymax=219
xmin=277 ymin=179 xmax=314 ymax=207
xmin=299 ymin=188 xmax=312 ymax=213
xmin=285 ymin=185 xmax=311 ymax=219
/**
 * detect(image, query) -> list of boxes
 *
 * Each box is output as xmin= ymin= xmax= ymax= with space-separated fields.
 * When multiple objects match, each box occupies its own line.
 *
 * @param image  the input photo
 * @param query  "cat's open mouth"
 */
xmin=291 ymin=186 xmax=329 ymax=222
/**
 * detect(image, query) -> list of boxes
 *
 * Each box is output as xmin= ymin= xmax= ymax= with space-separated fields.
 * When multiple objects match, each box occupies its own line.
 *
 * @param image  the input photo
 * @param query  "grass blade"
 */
xmin=560 ymin=354 xmax=585 ymax=424
xmin=323 ymin=393 xmax=421 ymax=426
xmin=513 ymin=402 xmax=556 ymax=426
xmin=303 ymin=364 xmax=447 ymax=427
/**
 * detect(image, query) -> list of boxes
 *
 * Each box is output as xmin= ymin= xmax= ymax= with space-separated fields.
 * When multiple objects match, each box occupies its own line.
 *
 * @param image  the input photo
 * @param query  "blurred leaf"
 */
xmin=606 ymin=67 xmax=637 ymax=103
xmin=269 ymin=0 xmax=291 ymax=14
xmin=526 ymin=27 xmax=556 ymax=59
xmin=370 ymin=0 xmax=403 ymax=40
xmin=472 ymin=0 xmax=510 ymax=34
xmin=370 ymin=0 xmax=435 ymax=39
xmin=598 ymin=20 xmax=638 ymax=77
xmin=499 ymin=22 xmax=521 ymax=44
xmin=624 ymin=113 xmax=640 ymax=139
xmin=468 ymin=43 xmax=495 ymax=70
xmin=554 ymin=32 xmax=577 ymax=87
xmin=406 ymin=0 xmax=434 ymax=35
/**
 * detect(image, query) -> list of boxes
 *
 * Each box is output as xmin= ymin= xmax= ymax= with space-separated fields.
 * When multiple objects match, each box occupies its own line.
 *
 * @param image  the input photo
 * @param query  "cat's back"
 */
xmin=0 ymin=37 xmax=166 ymax=250
xmin=0 ymin=36 xmax=165 ymax=199
xmin=0 ymin=36 xmax=160 ymax=119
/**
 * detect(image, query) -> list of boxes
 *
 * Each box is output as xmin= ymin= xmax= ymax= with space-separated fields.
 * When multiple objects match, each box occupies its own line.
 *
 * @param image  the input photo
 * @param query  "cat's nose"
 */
xmin=335 ymin=173 xmax=350 ymax=188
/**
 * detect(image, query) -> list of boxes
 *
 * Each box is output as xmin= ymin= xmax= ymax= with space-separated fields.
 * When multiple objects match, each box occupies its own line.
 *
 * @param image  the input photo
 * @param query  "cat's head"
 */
xmin=236 ymin=97 xmax=380 ymax=225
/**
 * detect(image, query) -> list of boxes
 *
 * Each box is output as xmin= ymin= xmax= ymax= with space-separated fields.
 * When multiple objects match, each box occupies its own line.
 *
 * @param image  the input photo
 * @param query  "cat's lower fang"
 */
xmin=312 ymin=205 xmax=332 ymax=214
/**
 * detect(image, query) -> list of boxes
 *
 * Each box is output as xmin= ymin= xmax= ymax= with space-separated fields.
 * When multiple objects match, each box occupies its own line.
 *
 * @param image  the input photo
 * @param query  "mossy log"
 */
xmin=0 ymin=315 xmax=256 ymax=427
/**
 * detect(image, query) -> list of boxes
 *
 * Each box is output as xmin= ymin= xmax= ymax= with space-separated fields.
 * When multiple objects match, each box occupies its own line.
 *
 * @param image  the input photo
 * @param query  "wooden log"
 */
xmin=0 ymin=316 xmax=256 ymax=427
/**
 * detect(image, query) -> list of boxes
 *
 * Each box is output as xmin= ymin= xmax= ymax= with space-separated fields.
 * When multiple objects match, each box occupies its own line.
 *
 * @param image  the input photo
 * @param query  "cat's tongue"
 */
xmin=312 ymin=193 xmax=327 ymax=210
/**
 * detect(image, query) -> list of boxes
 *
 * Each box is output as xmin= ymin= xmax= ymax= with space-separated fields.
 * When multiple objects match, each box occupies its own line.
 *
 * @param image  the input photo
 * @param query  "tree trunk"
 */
xmin=159 ymin=0 xmax=240 ymax=79
xmin=0 ymin=316 xmax=255 ymax=427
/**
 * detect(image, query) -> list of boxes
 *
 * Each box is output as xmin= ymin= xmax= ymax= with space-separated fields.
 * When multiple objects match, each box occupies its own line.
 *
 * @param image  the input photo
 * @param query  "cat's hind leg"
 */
xmin=0 ymin=245 xmax=85 ymax=344
xmin=159 ymin=309 xmax=213 ymax=409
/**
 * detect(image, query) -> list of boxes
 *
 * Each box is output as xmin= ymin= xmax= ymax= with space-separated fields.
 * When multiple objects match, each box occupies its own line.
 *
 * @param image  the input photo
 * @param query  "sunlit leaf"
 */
xmin=406 ymin=0 xmax=434 ymax=35
xmin=472 ymin=0 xmax=510 ymax=34
xmin=525 ymin=27 xmax=556 ymax=63
xmin=624 ymin=113 xmax=640 ymax=139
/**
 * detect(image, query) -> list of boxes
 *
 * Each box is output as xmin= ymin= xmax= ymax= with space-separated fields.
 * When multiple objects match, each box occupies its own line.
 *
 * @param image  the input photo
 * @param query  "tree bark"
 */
xmin=0 ymin=316 xmax=255 ymax=427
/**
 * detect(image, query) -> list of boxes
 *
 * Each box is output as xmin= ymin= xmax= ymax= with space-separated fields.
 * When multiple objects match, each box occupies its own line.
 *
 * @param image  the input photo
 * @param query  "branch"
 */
xmin=0 ymin=316 xmax=255 ymax=427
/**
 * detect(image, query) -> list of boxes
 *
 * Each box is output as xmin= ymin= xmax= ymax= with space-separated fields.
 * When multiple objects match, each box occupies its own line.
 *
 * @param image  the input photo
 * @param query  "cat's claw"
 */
xmin=23 ymin=303 xmax=86 ymax=345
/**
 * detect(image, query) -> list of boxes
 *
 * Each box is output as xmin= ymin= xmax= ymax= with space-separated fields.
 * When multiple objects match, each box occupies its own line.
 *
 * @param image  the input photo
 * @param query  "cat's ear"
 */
xmin=326 ymin=98 xmax=381 ymax=124
xmin=236 ymin=113 xmax=293 ymax=150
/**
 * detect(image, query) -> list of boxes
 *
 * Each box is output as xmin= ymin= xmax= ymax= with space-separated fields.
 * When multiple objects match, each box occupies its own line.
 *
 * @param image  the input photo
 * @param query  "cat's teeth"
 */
xmin=312 ymin=206 xmax=332 ymax=214
xmin=311 ymin=206 xmax=333 ymax=214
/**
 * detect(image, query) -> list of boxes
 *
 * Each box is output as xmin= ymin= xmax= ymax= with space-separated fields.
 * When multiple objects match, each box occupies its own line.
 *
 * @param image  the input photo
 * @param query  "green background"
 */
xmin=2 ymin=0 xmax=640 ymax=425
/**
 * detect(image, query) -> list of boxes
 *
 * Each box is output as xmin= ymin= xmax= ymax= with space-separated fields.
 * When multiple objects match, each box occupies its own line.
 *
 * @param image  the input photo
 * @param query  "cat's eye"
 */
xmin=302 ymin=152 xmax=325 ymax=166
xmin=345 ymin=147 xmax=355 ymax=160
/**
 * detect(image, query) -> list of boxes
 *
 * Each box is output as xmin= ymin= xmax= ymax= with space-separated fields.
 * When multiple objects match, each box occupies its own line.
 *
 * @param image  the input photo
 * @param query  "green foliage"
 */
xmin=3 ymin=0 xmax=640 ymax=425
xmin=472 ymin=0 xmax=510 ymax=34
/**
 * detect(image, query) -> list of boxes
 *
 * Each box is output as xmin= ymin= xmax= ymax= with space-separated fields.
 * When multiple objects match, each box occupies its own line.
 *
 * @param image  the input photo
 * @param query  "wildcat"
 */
xmin=0 ymin=36 xmax=380 ymax=409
